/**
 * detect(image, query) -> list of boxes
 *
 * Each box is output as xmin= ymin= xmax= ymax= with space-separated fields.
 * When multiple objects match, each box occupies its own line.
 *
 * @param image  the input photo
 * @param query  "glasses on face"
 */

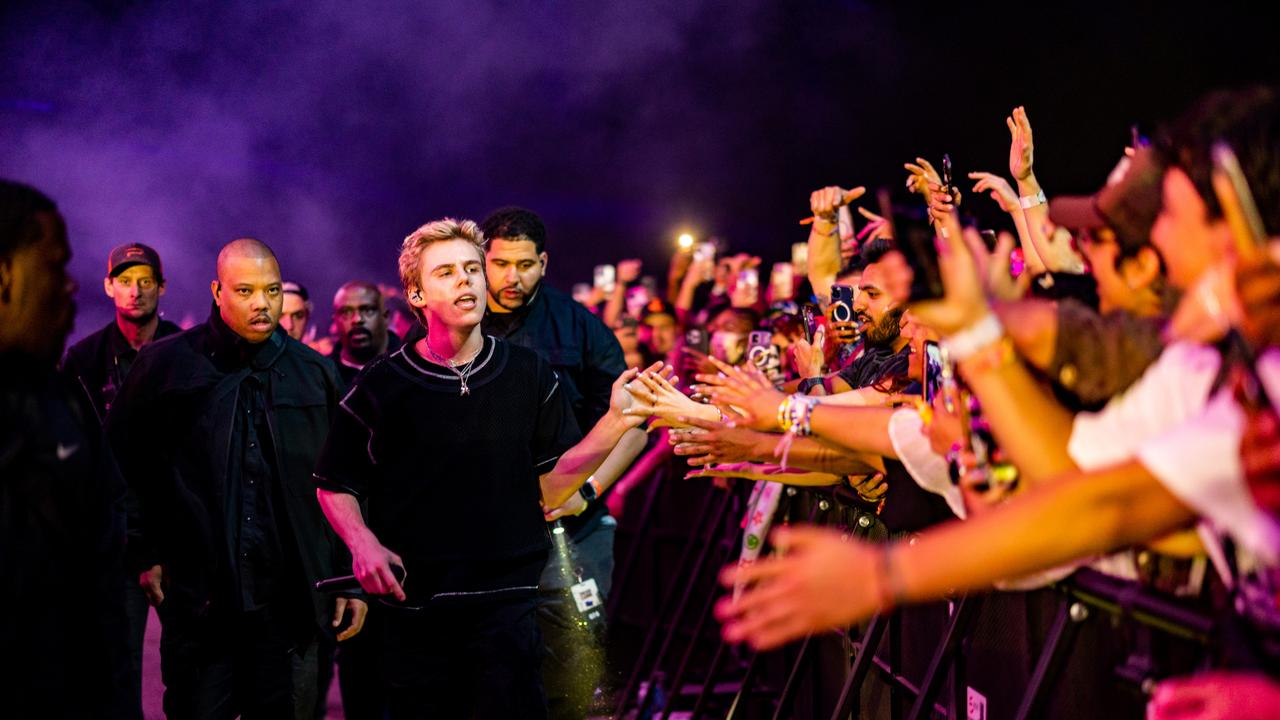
xmin=335 ymin=305 xmax=380 ymax=321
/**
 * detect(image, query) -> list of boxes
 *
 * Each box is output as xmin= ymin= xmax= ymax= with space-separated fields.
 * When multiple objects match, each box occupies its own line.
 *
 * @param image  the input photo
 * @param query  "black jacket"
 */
xmin=105 ymin=309 xmax=349 ymax=637
xmin=61 ymin=317 xmax=183 ymax=422
xmin=482 ymin=283 xmax=625 ymax=433
xmin=1 ymin=354 xmax=136 ymax=718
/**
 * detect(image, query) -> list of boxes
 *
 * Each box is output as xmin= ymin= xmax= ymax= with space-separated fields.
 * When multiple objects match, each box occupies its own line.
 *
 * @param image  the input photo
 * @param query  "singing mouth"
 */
xmin=455 ymin=293 xmax=478 ymax=310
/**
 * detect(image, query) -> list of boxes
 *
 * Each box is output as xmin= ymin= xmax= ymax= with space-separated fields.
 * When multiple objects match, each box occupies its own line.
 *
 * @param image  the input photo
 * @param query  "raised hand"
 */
xmin=617 ymin=258 xmax=643 ymax=284
xmin=968 ymin=171 xmax=1020 ymax=214
xmin=1007 ymin=106 xmax=1035 ymax=181
xmin=905 ymin=157 xmax=942 ymax=196
xmin=856 ymin=207 xmax=893 ymax=242
xmin=695 ymin=356 xmax=785 ymax=432
xmin=810 ymin=186 xmax=867 ymax=222
xmin=716 ymin=525 xmax=886 ymax=650
xmin=669 ymin=415 xmax=769 ymax=466
xmin=621 ymin=366 xmax=721 ymax=426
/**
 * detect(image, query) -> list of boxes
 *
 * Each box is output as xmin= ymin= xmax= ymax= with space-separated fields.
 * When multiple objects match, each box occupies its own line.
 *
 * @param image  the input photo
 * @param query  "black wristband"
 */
xmin=798 ymin=377 xmax=824 ymax=394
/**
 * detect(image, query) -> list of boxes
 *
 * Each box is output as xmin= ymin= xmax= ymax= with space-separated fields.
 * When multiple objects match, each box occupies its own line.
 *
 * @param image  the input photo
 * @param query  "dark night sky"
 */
xmin=2 ymin=0 xmax=1278 ymax=341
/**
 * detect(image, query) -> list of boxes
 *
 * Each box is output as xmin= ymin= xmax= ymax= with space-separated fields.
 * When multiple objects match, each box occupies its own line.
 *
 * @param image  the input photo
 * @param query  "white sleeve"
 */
xmin=1136 ymin=385 xmax=1280 ymax=567
xmin=1069 ymin=342 xmax=1221 ymax=469
xmin=887 ymin=408 xmax=967 ymax=519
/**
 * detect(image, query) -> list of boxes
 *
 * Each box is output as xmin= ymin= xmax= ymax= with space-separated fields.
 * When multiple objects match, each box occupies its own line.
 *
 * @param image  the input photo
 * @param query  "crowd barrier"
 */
xmin=608 ymin=455 xmax=1216 ymax=720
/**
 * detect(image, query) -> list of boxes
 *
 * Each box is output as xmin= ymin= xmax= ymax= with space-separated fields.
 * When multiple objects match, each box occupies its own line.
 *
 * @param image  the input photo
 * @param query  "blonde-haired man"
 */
xmin=314 ymin=218 xmax=644 ymax=718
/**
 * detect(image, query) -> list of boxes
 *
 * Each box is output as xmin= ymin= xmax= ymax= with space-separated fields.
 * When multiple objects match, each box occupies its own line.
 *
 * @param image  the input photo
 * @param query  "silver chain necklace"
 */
xmin=423 ymin=340 xmax=482 ymax=396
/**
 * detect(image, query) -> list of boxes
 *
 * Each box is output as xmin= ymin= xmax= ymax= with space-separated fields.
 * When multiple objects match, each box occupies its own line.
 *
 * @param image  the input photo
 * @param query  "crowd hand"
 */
xmin=610 ymin=361 xmax=673 ymax=426
xmin=955 ymin=449 xmax=1016 ymax=510
xmin=695 ymin=356 xmax=786 ymax=432
xmin=681 ymin=346 xmax=719 ymax=380
xmin=685 ymin=461 xmax=814 ymax=482
xmin=789 ymin=325 xmax=827 ymax=378
xmin=923 ymin=387 xmax=965 ymax=457
xmin=1007 ymin=105 xmax=1035 ymax=181
xmin=716 ymin=525 xmax=882 ymax=650
xmin=620 ymin=366 xmax=703 ymax=425
xmin=968 ymin=171 xmax=1020 ymax=214
xmin=1147 ymin=671 xmax=1280 ymax=720
xmin=139 ymin=564 xmax=165 ymax=606
xmin=849 ymin=472 xmax=887 ymax=502
xmin=810 ymin=185 xmax=867 ymax=222
xmin=925 ymin=181 xmax=962 ymax=225
xmin=670 ymin=414 xmax=762 ymax=466
xmin=331 ymin=597 xmax=368 ymax=642
xmin=904 ymin=157 xmax=942 ymax=197
xmin=350 ymin=536 xmax=407 ymax=601
xmin=828 ymin=319 xmax=859 ymax=345
xmin=543 ymin=490 xmax=588 ymax=521
xmin=976 ymin=228 xmax=1028 ymax=301
xmin=586 ymin=286 xmax=607 ymax=307
xmin=617 ymin=258 xmax=643 ymax=284
xmin=897 ymin=185 xmax=992 ymax=336
xmin=856 ymin=207 xmax=893 ymax=242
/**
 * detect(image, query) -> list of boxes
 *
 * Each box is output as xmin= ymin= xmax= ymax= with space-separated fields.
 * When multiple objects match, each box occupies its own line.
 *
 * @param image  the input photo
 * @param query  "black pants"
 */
xmin=158 ymin=604 xmax=318 ymax=720
xmin=381 ymin=595 xmax=547 ymax=720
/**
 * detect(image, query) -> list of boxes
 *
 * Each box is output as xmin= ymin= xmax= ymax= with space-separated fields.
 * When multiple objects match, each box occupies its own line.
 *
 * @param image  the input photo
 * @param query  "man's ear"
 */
xmin=210 ymin=280 xmax=221 ymax=306
xmin=407 ymin=287 xmax=425 ymax=307
xmin=539 ymin=251 xmax=549 ymax=279
xmin=158 ymin=280 xmax=167 ymax=298
xmin=1127 ymin=247 xmax=1163 ymax=290
xmin=104 ymin=276 xmax=115 ymax=299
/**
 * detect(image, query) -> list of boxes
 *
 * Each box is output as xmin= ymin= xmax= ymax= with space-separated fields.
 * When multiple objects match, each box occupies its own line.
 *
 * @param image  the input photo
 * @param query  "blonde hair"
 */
xmin=398 ymin=218 xmax=487 ymax=324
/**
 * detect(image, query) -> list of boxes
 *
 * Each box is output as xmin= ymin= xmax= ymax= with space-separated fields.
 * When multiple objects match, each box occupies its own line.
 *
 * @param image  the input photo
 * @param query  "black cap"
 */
xmin=282 ymin=281 xmax=309 ymax=301
xmin=1049 ymin=146 xmax=1165 ymax=257
xmin=107 ymin=243 xmax=163 ymax=281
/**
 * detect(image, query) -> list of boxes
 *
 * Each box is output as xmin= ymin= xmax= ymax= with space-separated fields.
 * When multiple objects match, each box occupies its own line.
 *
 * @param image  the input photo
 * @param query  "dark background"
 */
xmin=3 ymin=0 xmax=1277 ymax=341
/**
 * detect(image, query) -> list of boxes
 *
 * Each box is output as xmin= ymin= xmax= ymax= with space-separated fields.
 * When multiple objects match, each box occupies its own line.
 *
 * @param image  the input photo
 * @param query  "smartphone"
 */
xmin=829 ymin=284 xmax=856 ymax=325
xmin=1211 ymin=141 xmax=1269 ymax=257
xmin=770 ymin=263 xmax=794 ymax=301
xmin=791 ymin=242 xmax=809 ymax=275
xmin=684 ymin=327 xmax=710 ymax=355
xmin=800 ymin=305 xmax=817 ymax=343
xmin=979 ymin=229 xmax=997 ymax=252
xmin=593 ymin=264 xmax=616 ymax=292
xmin=923 ymin=340 xmax=943 ymax=406
xmin=737 ymin=267 xmax=760 ymax=304
xmin=747 ymin=330 xmax=774 ymax=369
xmin=694 ymin=241 xmax=717 ymax=281
xmin=941 ymin=153 xmax=957 ymax=203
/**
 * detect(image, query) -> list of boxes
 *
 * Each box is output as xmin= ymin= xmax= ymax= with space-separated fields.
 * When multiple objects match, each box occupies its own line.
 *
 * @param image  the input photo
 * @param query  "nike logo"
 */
xmin=56 ymin=443 xmax=79 ymax=461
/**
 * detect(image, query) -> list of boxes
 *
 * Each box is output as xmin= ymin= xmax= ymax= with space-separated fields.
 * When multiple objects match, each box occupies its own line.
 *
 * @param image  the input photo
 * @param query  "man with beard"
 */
xmin=329 ymin=280 xmax=401 ymax=387
xmin=797 ymin=239 xmax=911 ymax=395
xmin=1 ymin=179 xmax=136 ymax=718
xmin=60 ymin=242 xmax=182 ymax=711
xmin=479 ymin=207 xmax=645 ymax=719
xmin=107 ymin=238 xmax=366 ymax=719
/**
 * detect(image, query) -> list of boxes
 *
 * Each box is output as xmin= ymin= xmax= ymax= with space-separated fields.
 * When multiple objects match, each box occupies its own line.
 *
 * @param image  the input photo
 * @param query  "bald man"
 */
xmin=105 ymin=238 xmax=366 ymax=720
xmin=328 ymin=280 xmax=401 ymax=386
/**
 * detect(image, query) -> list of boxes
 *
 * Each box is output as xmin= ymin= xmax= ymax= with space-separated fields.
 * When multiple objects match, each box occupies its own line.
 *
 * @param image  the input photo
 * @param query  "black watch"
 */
xmin=798 ymin=376 xmax=824 ymax=394
xmin=578 ymin=478 xmax=598 ymax=503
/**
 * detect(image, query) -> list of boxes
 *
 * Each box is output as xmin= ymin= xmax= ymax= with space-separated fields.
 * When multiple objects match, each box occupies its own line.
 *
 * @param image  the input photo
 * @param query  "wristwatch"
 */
xmin=798 ymin=377 xmax=824 ymax=394
xmin=579 ymin=476 xmax=600 ymax=503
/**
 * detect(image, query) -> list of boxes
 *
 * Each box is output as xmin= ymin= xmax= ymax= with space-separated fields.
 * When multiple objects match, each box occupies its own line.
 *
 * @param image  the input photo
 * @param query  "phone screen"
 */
xmin=593 ymin=264 xmax=616 ymax=291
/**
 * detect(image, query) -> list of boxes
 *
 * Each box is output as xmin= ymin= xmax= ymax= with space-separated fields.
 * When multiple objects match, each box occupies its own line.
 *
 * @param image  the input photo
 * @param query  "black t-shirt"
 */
xmin=313 ymin=336 xmax=582 ymax=605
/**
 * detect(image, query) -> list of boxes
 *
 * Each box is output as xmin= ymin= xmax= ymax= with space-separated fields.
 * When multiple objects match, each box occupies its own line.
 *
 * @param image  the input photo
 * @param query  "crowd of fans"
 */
xmin=3 ymin=83 xmax=1280 ymax=720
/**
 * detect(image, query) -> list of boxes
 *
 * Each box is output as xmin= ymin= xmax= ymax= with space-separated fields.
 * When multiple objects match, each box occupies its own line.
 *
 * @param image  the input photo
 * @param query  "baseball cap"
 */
xmin=1049 ymin=145 xmax=1165 ymax=257
xmin=640 ymin=298 xmax=676 ymax=324
xmin=107 ymin=243 xmax=163 ymax=281
xmin=282 ymin=281 xmax=310 ymax=301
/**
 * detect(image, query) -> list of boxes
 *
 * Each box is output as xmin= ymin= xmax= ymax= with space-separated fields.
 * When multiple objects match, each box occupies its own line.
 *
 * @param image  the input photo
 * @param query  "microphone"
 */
xmin=315 ymin=565 xmax=405 ymax=594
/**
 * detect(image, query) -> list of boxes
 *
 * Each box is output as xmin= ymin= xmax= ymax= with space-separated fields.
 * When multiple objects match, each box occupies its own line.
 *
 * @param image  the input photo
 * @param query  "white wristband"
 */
xmin=942 ymin=313 xmax=1004 ymax=362
xmin=1019 ymin=190 xmax=1047 ymax=209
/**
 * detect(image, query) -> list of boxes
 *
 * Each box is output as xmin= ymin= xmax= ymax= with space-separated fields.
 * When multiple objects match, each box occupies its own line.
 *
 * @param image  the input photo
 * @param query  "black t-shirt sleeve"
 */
xmin=531 ymin=362 xmax=584 ymax=475
xmin=313 ymin=382 xmax=382 ymax=497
